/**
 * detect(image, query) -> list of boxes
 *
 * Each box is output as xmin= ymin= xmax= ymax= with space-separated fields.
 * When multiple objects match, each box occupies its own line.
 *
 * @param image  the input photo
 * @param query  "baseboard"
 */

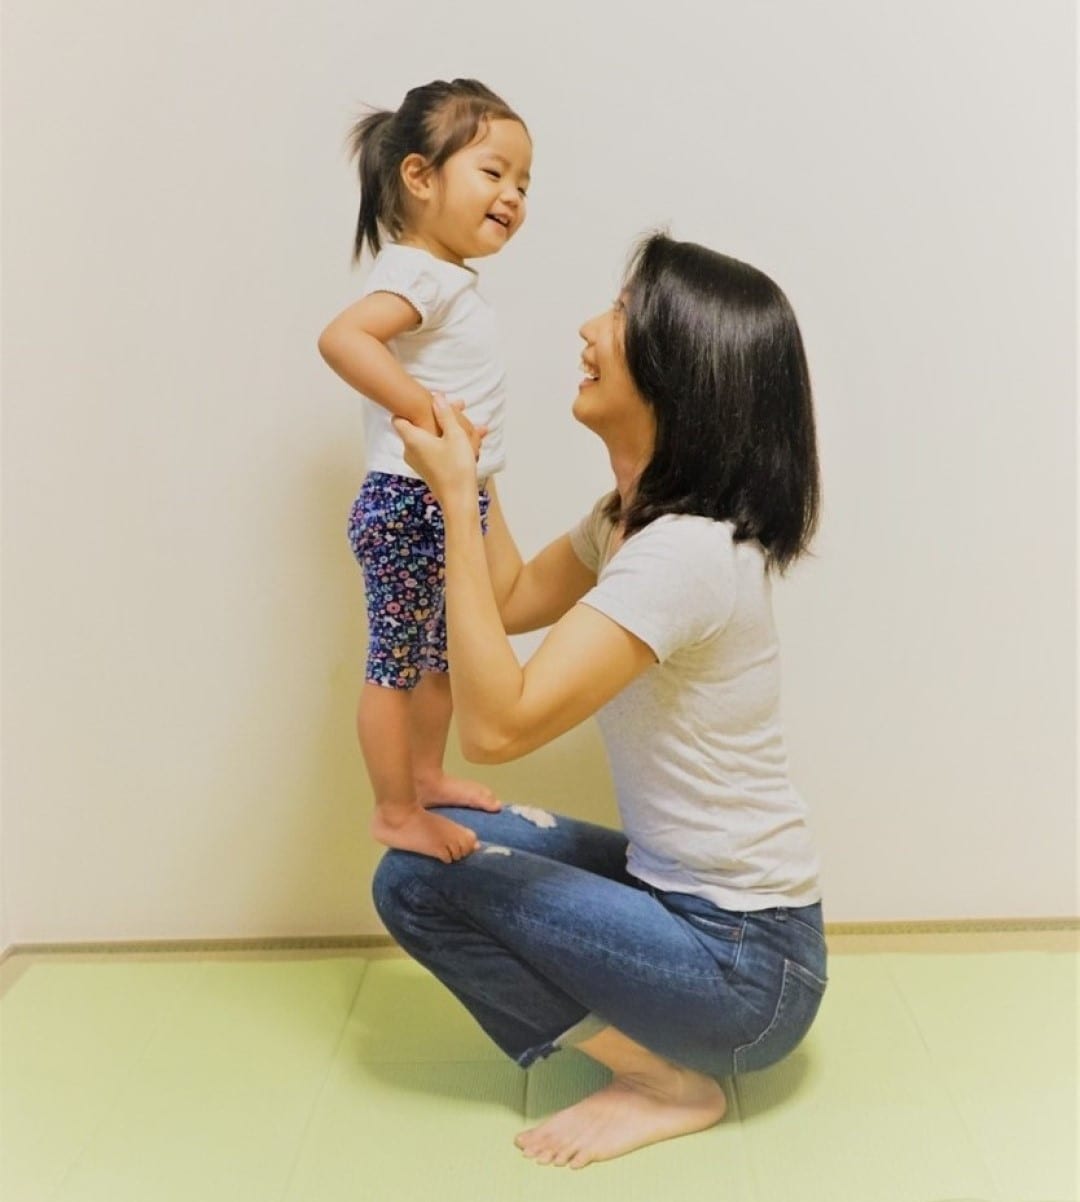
xmin=822 ymin=916 xmax=1079 ymax=935
xmin=2 ymin=935 xmax=396 ymax=958
xmin=2 ymin=916 xmax=1076 ymax=959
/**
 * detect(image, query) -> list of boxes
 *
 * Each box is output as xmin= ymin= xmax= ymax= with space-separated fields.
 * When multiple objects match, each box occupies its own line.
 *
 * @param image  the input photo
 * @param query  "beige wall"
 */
xmin=1 ymin=0 xmax=1075 ymax=947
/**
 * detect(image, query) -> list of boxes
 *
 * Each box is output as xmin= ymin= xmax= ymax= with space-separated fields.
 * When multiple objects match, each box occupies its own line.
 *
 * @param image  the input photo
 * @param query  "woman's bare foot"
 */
xmin=514 ymin=1065 xmax=726 ymax=1170
xmin=372 ymin=802 xmax=478 ymax=863
xmin=414 ymin=773 xmax=502 ymax=813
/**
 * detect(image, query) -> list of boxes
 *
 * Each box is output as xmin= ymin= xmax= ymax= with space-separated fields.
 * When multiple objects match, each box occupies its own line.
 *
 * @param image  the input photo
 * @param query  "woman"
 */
xmin=375 ymin=232 xmax=826 ymax=1170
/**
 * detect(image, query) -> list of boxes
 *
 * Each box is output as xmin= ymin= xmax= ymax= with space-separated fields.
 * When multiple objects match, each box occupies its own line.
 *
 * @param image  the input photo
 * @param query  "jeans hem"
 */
xmin=515 ymin=1012 xmax=609 ymax=1069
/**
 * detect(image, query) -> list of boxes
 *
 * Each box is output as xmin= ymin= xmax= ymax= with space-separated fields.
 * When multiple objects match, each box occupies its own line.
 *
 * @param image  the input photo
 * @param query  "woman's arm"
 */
xmin=397 ymin=400 xmax=656 ymax=763
xmin=483 ymin=480 xmax=597 ymax=634
xmin=317 ymin=293 xmax=439 ymax=433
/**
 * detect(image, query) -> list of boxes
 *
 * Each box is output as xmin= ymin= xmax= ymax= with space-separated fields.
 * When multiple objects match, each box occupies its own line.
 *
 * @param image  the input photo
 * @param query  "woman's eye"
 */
xmin=517 ymin=188 xmax=528 ymax=199
xmin=483 ymin=168 xmax=500 ymax=179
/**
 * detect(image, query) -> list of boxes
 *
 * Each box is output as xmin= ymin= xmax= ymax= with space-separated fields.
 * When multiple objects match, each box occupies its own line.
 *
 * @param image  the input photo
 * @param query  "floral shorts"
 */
xmin=349 ymin=472 xmax=491 ymax=690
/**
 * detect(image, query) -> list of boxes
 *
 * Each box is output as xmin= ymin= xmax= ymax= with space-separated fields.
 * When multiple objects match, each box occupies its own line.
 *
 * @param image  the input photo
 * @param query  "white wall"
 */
xmin=1 ymin=131 xmax=7 ymax=953
xmin=0 ymin=0 xmax=1075 ymax=943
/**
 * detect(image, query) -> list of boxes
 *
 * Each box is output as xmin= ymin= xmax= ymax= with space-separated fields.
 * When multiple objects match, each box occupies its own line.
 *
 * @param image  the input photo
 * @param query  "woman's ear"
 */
xmin=400 ymin=153 xmax=435 ymax=202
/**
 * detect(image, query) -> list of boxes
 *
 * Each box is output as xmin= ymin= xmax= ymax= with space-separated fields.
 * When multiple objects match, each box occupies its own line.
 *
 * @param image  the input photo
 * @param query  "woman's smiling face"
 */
xmin=573 ymin=299 xmax=652 ymax=441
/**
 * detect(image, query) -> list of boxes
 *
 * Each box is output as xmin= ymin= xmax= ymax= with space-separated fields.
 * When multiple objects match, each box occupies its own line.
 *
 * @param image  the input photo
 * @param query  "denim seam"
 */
xmin=732 ymin=957 xmax=825 ymax=1074
xmin=732 ymin=918 xmax=746 ymax=977
xmin=733 ymin=959 xmax=793 ymax=1074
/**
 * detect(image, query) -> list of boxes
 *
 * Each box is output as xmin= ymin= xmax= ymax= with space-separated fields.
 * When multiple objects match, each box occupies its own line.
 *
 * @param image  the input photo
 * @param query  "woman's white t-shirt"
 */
xmin=357 ymin=244 xmax=507 ymax=480
xmin=570 ymin=500 xmax=822 ymax=912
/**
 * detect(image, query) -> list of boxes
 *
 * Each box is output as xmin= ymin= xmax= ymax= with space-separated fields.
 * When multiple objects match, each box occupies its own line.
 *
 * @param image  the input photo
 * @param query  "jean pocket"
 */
xmin=733 ymin=958 xmax=827 ymax=1075
xmin=681 ymin=910 xmax=744 ymax=942
xmin=676 ymin=910 xmax=746 ymax=979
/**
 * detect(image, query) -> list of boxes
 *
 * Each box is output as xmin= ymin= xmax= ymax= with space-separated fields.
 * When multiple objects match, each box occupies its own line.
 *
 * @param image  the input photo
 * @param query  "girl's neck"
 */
xmin=396 ymin=231 xmax=466 ymax=269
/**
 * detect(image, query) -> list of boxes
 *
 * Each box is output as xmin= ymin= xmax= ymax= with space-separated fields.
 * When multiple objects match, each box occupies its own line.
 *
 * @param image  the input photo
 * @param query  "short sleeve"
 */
xmin=568 ymin=495 xmax=613 ymax=573
xmin=358 ymin=247 xmax=449 ymax=329
xmin=578 ymin=517 xmax=737 ymax=661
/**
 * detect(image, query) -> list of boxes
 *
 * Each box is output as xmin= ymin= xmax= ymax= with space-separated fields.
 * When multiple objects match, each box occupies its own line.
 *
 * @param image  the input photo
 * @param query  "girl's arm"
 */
xmin=318 ymin=293 xmax=439 ymax=433
xmin=483 ymin=480 xmax=597 ymax=634
xmin=398 ymin=401 xmax=656 ymax=764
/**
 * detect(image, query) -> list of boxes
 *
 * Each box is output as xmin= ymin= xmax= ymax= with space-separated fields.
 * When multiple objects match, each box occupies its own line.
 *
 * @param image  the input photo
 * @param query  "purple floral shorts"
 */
xmin=349 ymin=472 xmax=490 ymax=690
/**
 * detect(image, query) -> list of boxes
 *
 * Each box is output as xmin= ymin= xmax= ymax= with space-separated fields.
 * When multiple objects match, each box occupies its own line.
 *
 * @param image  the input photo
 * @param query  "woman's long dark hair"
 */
xmin=609 ymin=233 xmax=820 ymax=573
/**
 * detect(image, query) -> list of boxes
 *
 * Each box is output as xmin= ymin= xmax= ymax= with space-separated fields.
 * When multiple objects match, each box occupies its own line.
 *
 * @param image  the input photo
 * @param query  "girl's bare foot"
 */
xmin=514 ymin=1065 xmax=726 ymax=1170
xmin=415 ymin=773 xmax=502 ymax=813
xmin=372 ymin=802 xmax=478 ymax=863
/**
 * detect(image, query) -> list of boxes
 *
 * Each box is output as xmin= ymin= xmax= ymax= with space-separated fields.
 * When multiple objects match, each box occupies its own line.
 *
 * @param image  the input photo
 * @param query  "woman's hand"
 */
xmin=392 ymin=394 xmax=485 ymax=504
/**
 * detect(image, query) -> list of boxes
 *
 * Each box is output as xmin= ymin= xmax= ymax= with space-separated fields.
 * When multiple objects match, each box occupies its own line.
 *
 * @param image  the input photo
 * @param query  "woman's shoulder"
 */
xmin=629 ymin=512 xmax=741 ymax=562
xmin=618 ymin=514 xmax=764 ymax=608
xmin=588 ymin=513 xmax=745 ymax=655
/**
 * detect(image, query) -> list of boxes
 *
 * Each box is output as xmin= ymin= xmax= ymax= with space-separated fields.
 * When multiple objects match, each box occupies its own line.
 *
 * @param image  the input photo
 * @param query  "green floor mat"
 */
xmin=887 ymin=952 xmax=1079 ymax=1202
xmin=0 ymin=960 xmax=201 ymax=1201
xmin=283 ymin=1061 xmax=526 ymax=1202
xmin=45 ymin=958 xmax=366 ymax=1202
xmin=347 ymin=956 xmax=505 ymax=1063
xmin=1 ymin=948 xmax=1076 ymax=1202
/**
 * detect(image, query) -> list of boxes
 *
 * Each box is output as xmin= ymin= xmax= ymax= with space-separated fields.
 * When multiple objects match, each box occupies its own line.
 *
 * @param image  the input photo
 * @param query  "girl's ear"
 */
xmin=400 ymin=153 xmax=435 ymax=201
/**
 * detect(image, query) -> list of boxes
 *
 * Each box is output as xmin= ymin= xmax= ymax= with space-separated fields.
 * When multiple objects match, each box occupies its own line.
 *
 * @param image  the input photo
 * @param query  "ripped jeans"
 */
xmin=372 ymin=806 xmax=827 ymax=1079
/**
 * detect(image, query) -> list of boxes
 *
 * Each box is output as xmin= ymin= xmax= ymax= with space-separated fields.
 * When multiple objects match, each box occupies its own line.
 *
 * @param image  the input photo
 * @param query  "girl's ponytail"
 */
xmin=349 ymin=109 xmax=396 ymax=261
xmin=345 ymin=81 xmax=526 ymax=263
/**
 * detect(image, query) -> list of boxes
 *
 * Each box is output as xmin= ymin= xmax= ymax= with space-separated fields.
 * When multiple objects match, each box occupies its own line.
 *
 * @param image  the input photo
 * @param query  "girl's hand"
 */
xmin=393 ymin=394 xmax=484 ymax=503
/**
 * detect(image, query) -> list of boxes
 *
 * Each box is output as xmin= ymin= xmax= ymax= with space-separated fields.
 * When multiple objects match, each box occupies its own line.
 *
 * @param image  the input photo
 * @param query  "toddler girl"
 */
xmin=318 ymin=78 xmax=532 ymax=864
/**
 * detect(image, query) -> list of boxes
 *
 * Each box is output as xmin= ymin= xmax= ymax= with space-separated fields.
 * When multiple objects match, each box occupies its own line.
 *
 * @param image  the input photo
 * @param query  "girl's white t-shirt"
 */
xmin=357 ymin=244 xmax=507 ymax=480
xmin=570 ymin=500 xmax=822 ymax=912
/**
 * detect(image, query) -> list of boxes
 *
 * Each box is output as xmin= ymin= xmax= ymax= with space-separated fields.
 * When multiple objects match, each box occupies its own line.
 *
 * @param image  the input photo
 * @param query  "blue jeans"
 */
xmin=372 ymin=806 xmax=827 ymax=1079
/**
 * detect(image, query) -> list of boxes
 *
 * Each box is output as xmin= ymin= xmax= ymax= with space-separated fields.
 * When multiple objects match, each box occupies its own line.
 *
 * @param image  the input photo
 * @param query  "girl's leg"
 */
xmin=409 ymin=671 xmax=501 ymax=812
xmin=358 ymin=684 xmax=478 ymax=863
xmin=351 ymin=474 xmax=482 ymax=863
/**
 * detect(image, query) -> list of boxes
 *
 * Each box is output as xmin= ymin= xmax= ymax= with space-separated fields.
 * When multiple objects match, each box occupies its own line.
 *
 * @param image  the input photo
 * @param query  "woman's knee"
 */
xmin=371 ymin=849 xmax=419 ymax=928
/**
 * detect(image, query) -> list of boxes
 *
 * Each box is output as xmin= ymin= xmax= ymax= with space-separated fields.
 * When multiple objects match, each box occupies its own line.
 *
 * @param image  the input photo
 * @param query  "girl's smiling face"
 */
xmin=401 ymin=119 xmax=532 ymax=264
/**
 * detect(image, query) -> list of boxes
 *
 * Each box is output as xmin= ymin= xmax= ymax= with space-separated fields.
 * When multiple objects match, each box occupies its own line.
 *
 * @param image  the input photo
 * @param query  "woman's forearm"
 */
xmin=441 ymin=491 xmax=526 ymax=757
xmin=482 ymin=484 xmax=525 ymax=616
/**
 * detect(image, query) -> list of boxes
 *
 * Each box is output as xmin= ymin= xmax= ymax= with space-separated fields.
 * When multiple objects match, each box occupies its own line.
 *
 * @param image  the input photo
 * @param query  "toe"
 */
xmin=515 ymin=1126 xmax=540 ymax=1152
